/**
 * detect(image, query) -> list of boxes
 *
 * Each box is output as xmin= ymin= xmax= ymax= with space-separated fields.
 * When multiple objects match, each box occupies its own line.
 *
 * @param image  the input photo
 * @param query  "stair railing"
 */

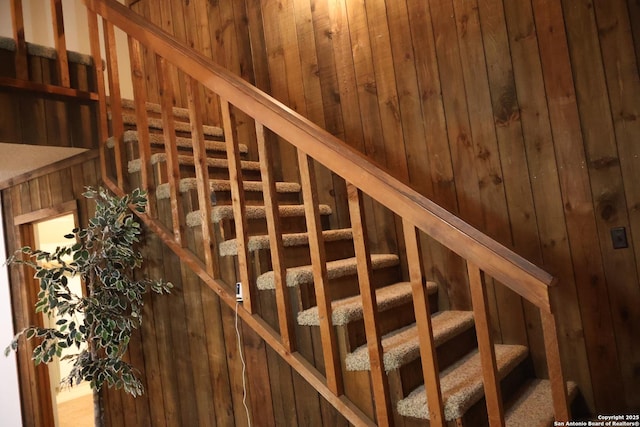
xmin=3 ymin=0 xmax=99 ymax=102
xmin=83 ymin=0 xmax=571 ymax=426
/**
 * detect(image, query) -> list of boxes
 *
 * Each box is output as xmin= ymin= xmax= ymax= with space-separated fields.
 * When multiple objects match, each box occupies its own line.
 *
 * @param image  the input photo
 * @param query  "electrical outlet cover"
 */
xmin=235 ymin=282 xmax=243 ymax=302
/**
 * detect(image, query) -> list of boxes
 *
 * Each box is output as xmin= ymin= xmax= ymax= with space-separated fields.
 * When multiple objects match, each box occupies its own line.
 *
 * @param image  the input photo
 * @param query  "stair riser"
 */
xmin=128 ymin=141 xmax=241 ymax=160
xmin=172 ymin=188 xmax=300 ymax=209
xmin=298 ymin=265 xmax=402 ymax=311
xmin=249 ymin=240 xmax=356 ymax=269
xmin=132 ymin=156 xmax=262 ymax=183
xmin=216 ymin=215 xmax=331 ymax=241
xmin=176 ymin=165 xmax=262 ymax=182
xmin=342 ymin=295 xmax=438 ymax=352
xmin=123 ymin=122 xmax=225 ymax=141
xmin=398 ymin=327 xmax=479 ymax=395
xmin=456 ymin=357 xmax=534 ymax=427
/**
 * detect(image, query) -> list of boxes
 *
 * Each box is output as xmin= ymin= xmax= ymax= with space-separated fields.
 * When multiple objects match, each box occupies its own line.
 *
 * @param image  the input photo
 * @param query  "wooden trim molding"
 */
xmin=14 ymin=200 xmax=78 ymax=226
xmin=0 ymin=77 xmax=100 ymax=102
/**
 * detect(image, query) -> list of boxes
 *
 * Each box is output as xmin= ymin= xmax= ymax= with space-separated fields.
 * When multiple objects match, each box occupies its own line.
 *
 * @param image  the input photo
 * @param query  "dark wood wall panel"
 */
xmin=0 ymin=49 xmax=98 ymax=150
xmin=2 ymin=157 xmax=102 ymax=427
xmin=124 ymin=0 xmax=640 ymax=416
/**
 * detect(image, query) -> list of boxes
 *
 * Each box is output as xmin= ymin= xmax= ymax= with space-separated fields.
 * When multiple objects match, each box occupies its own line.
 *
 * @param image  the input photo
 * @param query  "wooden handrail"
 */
xmin=83 ymin=0 xmax=555 ymax=312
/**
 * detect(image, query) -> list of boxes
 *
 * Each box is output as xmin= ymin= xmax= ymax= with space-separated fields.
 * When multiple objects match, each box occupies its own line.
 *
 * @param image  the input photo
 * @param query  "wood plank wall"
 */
xmin=2 ymin=156 xmax=102 ymax=427
xmin=0 ymin=46 xmax=98 ymax=150
xmin=129 ymin=0 xmax=640 ymax=415
xmin=1 ymin=156 xmax=347 ymax=427
xmin=2 ymin=36 xmax=351 ymax=427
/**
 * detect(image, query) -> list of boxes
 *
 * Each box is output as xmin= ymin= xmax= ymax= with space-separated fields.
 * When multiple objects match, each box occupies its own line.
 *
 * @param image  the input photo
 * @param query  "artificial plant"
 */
xmin=5 ymin=187 xmax=172 ymax=427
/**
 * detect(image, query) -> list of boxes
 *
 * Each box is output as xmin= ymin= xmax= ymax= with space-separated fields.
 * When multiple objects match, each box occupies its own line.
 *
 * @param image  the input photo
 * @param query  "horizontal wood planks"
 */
xmin=127 ymin=0 xmax=640 ymax=415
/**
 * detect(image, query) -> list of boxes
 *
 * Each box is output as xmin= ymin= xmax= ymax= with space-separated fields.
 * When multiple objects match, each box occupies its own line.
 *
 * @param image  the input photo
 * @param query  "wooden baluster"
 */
xmin=86 ymin=9 xmax=109 ymax=184
xmin=10 ymin=0 xmax=28 ymax=80
xmin=298 ymin=151 xmax=343 ymax=395
xmin=467 ymin=262 xmax=505 ymax=427
xmin=156 ymin=56 xmax=184 ymax=246
xmin=256 ymin=122 xmax=296 ymax=350
xmin=221 ymin=99 xmax=255 ymax=313
xmin=347 ymin=184 xmax=392 ymax=426
xmin=103 ymin=20 xmax=125 ymax=190
xmin=128 ymin=36 xmax=155 ymax=218
xmin=186 ymin=77 xmax=218 ymax=278
xmin=542 ymin=309 xmax=571 ymax=422
xmin=49 ymin=0 xmax=70 ymax=87
xmin=402 ymin=219 xmax=445 ymax=426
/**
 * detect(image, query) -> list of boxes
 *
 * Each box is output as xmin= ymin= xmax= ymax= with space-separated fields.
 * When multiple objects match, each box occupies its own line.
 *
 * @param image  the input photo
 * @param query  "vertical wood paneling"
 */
xmin=502 ymin=0 xmax=595 ymax=408
xmin=431 ymin=0 xmax=485 ymax=312
xmin=81 ymin=0 xmax=640 ymax=416
xmin=2 ymin=157 xmax=102 ymax=427
xmin=477 ymin=0 xmax=546 ymax=373
xmin=452 ymin=0 xmax=519 ymax=344
xmin=563 ymin=0 xmax=640 ymax=412
xmin=532 ymin=0 xmax=621 ymax=411
xmin=591 ymin=0 xmax=640 ymax=409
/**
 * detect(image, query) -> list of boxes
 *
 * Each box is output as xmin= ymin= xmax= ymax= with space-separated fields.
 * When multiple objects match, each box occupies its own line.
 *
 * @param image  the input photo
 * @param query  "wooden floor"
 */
xmin=57 ymin=393 xmax=94 ymax=427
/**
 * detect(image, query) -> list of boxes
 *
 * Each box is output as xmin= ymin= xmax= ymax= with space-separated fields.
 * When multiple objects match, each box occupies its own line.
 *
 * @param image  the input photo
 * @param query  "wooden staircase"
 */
xmin=5 ymin=0 xmax=579 ymax=424
xmin=108 ymin=94 xmax=579 ymax=426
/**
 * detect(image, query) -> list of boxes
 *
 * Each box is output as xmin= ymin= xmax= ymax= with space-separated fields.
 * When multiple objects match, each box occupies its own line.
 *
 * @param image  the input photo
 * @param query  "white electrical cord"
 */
xmin=235 ymin=301 xmax=252 ymax=427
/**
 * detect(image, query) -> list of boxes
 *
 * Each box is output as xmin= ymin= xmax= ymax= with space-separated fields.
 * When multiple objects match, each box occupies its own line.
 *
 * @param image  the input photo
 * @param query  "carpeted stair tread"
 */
xmin=185 ymin=204 xmax=333 ymax=227
xmin=107 ymin=130 xmax=247 ymax=154
xmin=397 ymin=344 xmax=528 ymax=421
xmin=345 ymin=310 xmax=475 ymax=372
xmin=119 ymin=98 xmax=191 ymax=121
xmin=0 ymin=36 xmax=94 ymax=66
xmin=505 ymin=380 xmax=578 ymax=427
xmin=219 ymin=228 xmax=353 ymax=256
xmin=256 ymin=254 xmax=400 ymax=290
xmin=128 ymin=153 xmax=260 ymax=174
xmin=120 ymin=113 xmax=224 ymax=137
xmin=156 ymin=178 xmax=301 ymax=200
xmin=297 ymin=281 xmax=437 ymax=327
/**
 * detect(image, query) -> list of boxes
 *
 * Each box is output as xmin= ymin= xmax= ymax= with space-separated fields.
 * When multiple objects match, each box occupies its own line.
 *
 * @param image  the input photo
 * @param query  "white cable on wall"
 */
xmin=235 ymin=301 xmax=252 ymax=427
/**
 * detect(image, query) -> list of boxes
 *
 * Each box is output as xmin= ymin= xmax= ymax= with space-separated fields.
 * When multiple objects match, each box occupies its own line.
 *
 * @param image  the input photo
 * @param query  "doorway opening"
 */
xmin=33 ymin=213 xmax=94 ymax=427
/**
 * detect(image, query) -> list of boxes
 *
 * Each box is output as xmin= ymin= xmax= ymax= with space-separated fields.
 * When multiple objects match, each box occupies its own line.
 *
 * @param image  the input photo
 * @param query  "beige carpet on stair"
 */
xmin=345 ymin=310 xmax=475 ymax=372
xmin=120 ymin=113 xmax=224 ymax=137
xmin=219 ymin=229 xmax=353 ymax=256
xmin=120 ymin=98 xmax=191 ymax=120
xmin=185 ymin=204 xmax=333 ymax=227
xmin=128 ymin=153 xmax=260 ymax=174
xmin=505 ymin=380 xmax=578 ymax=427
xmin=297 ymin=281 xmax=436 ymax=326
xmin=256 ymin=254 xmax=399 ymax=290
xmin=107 ymin=130 xmax=246 ymax=153
xmin=397 ymin=344 xmax=528 ymax=421
xmin=0 ymin=36 xmax=93 ymax=65
xmin=156 ymin=178 xmax=301 ymax=200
